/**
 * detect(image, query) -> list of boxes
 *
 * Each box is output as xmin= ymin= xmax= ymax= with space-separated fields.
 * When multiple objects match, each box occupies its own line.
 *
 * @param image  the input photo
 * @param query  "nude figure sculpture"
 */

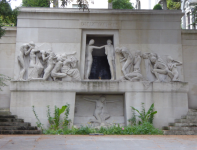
xmin=61 ymin=56 xmax=81 ymax=81
xmin=51 ymin=52 xmax=76 ymax=81
xmin=166 ymin=56 xmax=182 ymax=81
xmin=85 ymin=39 xmax=105 ymax=79
xmin=28 ymin=48 xmax=40 ymax=79
xmin=104 ymin=40 xmax=115 ymax=80
xmin=83 ymin=96 xmax=114 ymax=125
xmin=17 ymin=41 xmax=35 ymax=80
xmin=149 ymin=53 xmax=173 ymax=82
xmin=125 ymin=50 xmax=143 ymax=81
xmin=115 ymin=47 xmax=134 ymax=76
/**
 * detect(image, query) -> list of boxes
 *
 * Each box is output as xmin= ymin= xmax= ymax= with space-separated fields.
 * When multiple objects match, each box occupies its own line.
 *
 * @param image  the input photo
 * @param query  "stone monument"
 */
xmin=9 ymin=8 xmax=188 ymax=129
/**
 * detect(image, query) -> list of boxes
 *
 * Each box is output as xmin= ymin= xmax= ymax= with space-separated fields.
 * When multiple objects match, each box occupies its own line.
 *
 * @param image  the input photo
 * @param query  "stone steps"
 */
xmin=0 ymin=114 xmax=41 ymax=135
xmin=163 ymin=109 xmax=197 ymax=135
xmin=0 ymin=118 xmax=24 ymax=122
xmin=0 ymin=130 xmax=42 ymax=134
xmin=0 ymin=122 xmax=31 ymax=126
xmin=164 ymin=130 xmax=197 ymax=135
xmin=0 ymin=126 xmax=37 ymax=130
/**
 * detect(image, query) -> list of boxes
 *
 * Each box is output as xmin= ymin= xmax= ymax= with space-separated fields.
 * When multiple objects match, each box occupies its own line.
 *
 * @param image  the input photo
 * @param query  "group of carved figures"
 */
xmin=17 ymin=41 xmax=81 ymax=81
xmin=115 ymin=47 xmax=182 ymax=82
xmin=17 ymin=41 xmax=182 ymax=82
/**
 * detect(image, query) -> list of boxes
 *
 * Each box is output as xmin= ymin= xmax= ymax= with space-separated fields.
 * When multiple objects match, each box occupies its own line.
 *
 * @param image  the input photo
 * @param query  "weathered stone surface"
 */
xmin=164 ymin=109 xmax=197 ymax=135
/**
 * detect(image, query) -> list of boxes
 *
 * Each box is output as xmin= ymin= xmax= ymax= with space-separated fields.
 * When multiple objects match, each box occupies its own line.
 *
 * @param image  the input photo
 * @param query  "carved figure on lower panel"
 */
xmin=17 ymin=41 xmax=35 ymax=80
xmin=61 ymin=56 xmax=81 ymax=81
xmin=83 ymin=96 xmax=115 ymax=126
xmin=166 ymin=56 xmax=182 ymax=81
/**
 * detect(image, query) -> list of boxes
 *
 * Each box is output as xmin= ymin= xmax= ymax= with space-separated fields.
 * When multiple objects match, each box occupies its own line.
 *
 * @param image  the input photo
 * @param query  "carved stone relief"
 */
xmin=17 ymin=42 xmax=81 ymax=81
xmin=74 ymin=95 xmax=124 ymax=128
xmin=85 ymin=39 xmax=116 ymax=80
xmin=116 ymin=47 xmax=183 ymax=83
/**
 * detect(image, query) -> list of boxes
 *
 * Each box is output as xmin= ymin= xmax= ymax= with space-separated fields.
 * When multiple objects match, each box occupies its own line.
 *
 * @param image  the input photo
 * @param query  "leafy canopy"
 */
xmin=153 ymin=4 xmax=162 ymax=10
xmin=22 ymin=0 xmax=50 ymax=7
xmin=110 ymin=0 xmax=134 ymax=9
xmin=0 ymin=0 xmax=19 ymax=38
xmin=167 ymin=0 xmax=181 ymax=10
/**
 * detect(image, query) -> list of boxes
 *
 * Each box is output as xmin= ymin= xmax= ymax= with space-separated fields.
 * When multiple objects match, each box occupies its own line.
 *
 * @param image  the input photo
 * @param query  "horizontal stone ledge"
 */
xmin=18 ymin=8 xmax=183 ymax=15
xmin=10 ymin=81 xmax=189 ymax=93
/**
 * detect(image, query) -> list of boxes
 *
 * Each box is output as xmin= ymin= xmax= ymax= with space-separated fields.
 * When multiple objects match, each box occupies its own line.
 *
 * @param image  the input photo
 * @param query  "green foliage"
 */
xmin=44 ymin=123 xmax=163 ymax=135
xmin=167 ymin=0 xmax=181 ymax=10
xmin=33 ymin=104 xmax=71 ymax=132
xmin=0 ymin=0 xmax=19 ymax=38
xmin=190 ymin=6 xmax=197 ymax=28
xmin=0 ymin=20 xmax=5 ymax=38
xmin=46 ymin=104 xmax=71 ymax=130
xmin=0 ymin=74 xmax=11 ymax=91
xmin=111 ymin=0 xmax=134 ymax=9
xmin=22 ymin=0 xmax=50 ymax=7
xmin=128 ymin=108 xmax=137 ymax=125
xmin=131 ymin=103 xmax=157 ymax=124
xmin=32 ymin=106 xmax=44 ymax=131
xmin=153 ymin=4 xmax=162 ymax=10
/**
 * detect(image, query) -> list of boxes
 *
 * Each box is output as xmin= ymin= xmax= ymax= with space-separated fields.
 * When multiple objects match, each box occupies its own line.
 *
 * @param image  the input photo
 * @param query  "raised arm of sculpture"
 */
xmin=83 ymin=98 xmax=96 ymax=102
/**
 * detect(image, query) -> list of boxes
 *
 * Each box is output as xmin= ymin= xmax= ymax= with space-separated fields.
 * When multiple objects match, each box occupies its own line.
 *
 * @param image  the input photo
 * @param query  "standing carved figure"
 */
xmin=28 ymin=48 xmax=40 ymax=79
xmin=166 ymin=56 xmax=182 ymax=81
xmin=85 ymin=39 xmax=105 ymax=79
xmin=104 ymin=40 xmax=115 ymax=80
xmin=42 ymin=51 xmax=57 ymax=80
xmin=17 ymin=41 xmax=35 ymax=80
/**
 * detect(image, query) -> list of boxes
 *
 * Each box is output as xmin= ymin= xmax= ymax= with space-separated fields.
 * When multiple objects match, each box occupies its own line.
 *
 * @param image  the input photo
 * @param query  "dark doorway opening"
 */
xmin=86 ymin=35 xmax=113 ymax=80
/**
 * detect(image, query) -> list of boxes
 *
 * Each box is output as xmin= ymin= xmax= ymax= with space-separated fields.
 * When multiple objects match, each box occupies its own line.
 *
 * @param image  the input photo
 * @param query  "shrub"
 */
xmin=130 ymin=103 xmax=157 ymax=125
xmin=153 ymin=4 xmax=162 ymax=10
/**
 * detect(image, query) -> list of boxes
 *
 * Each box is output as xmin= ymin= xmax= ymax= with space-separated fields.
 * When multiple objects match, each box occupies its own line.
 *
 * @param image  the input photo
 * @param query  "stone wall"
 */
xmin=0 ymin=27 xmax=16 ymax=112
xmin=182 ymin=30 xmax=197 ymax=109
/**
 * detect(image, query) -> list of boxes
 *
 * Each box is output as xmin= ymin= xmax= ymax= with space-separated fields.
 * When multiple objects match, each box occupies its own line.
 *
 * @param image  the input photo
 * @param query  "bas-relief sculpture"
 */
xmin=17 ymin=41 xmax=183 ymax=83
xmin=115 ymin=48 xmax=183 ymax=83
xmin=74 ymin=95 xmax=124 ymax=128
xmin=17 ymin=41 xmax=81 ymax=81
xmin=83 ymin=96 xmax=115 ymax=126
xmin=85 ymin=39 xmax=115 ymax=80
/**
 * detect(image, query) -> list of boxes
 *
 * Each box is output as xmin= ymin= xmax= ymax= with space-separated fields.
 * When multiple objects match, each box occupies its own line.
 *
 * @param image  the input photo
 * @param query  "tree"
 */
xmin=167 ymin=0 xmax=181 ymax=10
xmin=0 ymin=0 xmax=18 ymax=38
xmin=22 ymin=0 xmax=50 ymax=7
xmin=153 ymin=4 xmax=162 ymax=10
xmin=109 ymin=0 xmax=134 ymax=9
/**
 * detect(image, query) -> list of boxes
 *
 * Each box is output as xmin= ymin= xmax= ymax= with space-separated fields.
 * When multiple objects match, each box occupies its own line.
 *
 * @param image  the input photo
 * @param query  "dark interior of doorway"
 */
xmin=86 ymin=35 xmax=113 ymax=80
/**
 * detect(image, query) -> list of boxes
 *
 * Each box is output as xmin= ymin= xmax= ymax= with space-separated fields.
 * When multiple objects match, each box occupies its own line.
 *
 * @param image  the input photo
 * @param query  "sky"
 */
xmin=10 ymin=0 xmax=22 ymax=9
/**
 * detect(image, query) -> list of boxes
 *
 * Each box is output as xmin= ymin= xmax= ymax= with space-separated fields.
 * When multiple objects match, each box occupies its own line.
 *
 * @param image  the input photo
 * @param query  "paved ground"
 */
xmin=0 ymin=135 xmax=197 ymax=150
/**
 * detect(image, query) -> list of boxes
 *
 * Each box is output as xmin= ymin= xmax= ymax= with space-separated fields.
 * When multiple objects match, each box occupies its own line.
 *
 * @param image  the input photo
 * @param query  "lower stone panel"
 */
xmin=9 ymin=81 xmax=189 ymax=129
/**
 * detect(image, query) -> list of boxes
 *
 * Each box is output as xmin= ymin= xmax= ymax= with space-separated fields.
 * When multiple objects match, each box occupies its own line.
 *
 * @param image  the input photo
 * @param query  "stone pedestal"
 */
xmin=10 ymin=81 xmax=188 ymax=129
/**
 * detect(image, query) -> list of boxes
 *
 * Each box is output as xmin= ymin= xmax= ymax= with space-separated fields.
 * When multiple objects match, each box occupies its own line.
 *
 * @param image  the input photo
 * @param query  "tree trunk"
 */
xmin=162 ymin=0 xmax=167 ymax=10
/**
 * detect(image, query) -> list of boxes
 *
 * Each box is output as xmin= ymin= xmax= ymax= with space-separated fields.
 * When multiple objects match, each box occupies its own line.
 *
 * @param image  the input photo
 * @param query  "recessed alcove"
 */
xmin=86 ymin=35 xmax=113 ymax=79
